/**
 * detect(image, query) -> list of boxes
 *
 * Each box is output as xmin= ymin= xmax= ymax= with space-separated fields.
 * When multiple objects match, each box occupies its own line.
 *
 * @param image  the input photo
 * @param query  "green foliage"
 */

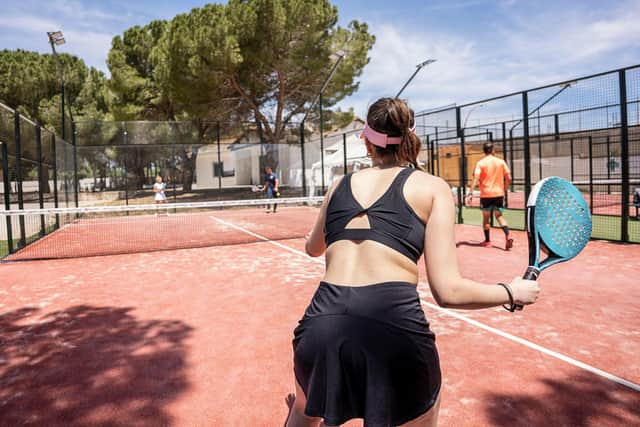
xmin=0 ymin=49 xmax=109 ymax=133
xmin=107 ymin=20 xmax=171 ymax=120
xmin=122 ymin=0 xmax=374 ymax=139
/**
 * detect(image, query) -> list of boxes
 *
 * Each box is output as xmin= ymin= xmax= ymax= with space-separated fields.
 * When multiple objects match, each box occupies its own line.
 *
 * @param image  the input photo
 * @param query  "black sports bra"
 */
xmin=324 ymin=168 xmax=426 ymax=263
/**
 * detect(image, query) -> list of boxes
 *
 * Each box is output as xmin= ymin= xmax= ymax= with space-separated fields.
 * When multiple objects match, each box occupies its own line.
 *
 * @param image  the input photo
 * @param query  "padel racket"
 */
xmin=516 ymin=177 xmax=591 ymax=310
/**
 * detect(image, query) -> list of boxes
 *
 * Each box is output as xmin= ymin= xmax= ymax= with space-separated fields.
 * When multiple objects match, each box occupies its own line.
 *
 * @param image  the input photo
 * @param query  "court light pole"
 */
xmin=396 ymin=59 xmax=437 ymax=98
xmin=462 ymin=104 xmax=485 ymax=129
xmin=47 ymin=31 xmax=66 ymax=139
xmin=509 ymin=80 xmax=577 ymax=134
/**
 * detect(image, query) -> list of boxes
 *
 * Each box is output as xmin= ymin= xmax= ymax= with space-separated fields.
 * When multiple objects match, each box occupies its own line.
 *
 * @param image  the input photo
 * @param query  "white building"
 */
xmin=193 ymin=119 xmax=366 ymax=191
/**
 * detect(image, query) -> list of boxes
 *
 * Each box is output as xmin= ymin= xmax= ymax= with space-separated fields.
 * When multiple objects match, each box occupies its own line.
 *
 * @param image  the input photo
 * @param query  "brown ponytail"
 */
xmin=366 ymin=97 xmax=424 ymax=170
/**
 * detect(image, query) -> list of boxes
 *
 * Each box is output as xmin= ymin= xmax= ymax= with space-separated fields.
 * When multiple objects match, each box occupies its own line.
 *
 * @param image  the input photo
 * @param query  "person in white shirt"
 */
xmin=153 ymin=176 xmax=167 ymax=204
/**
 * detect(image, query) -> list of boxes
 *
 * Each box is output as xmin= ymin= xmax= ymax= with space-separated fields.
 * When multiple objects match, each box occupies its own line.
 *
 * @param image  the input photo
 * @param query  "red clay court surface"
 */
xmin=0 ymin=206 xmax=639 ymax=426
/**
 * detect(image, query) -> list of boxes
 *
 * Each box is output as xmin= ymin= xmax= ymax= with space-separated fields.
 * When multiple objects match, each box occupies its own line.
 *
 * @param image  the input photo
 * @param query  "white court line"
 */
xmin=208 ymin=215 xmax=640 ymax=393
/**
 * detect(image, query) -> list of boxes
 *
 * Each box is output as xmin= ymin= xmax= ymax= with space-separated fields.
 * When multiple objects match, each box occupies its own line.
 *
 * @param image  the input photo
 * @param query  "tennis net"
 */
xmin=1 ymin=197 xmax=323 ymax=261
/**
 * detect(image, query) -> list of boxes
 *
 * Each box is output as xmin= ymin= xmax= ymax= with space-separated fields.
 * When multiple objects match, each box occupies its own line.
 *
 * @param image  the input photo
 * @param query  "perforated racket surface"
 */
xmin=517 ymin=177 xmax=591 ymax=310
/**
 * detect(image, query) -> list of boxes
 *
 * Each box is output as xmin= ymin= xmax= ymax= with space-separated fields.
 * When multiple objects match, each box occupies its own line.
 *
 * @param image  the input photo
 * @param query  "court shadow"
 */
xmin=456 ymin=240 xmax=509 ymax=251
xmin=0 ymin=305 xmax=193 ymax=426
xmin=484 ymin=372 xmax=640 ymax=426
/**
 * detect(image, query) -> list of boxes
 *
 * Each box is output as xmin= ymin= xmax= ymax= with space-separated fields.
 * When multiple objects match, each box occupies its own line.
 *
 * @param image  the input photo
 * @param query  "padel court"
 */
xmin=0 ymin=204 xmax=638 ymax=426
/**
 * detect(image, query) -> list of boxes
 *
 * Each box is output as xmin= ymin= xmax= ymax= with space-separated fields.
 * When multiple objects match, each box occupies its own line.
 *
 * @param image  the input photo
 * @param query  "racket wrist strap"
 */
xmin=497 ymin=282 xmax=516 ymax=312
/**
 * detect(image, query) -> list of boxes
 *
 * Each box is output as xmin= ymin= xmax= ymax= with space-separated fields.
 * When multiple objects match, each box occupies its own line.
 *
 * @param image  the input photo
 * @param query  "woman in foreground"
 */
xmin=286 ymin=98 xmax=540 ymax=427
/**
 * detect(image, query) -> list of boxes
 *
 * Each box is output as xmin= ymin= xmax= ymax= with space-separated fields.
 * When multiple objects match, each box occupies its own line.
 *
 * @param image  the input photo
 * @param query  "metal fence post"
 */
xmin=456 ymin=107 xmax=465 ymax=224
xmin=123 ymin=122 xmax=129 ymax=206
xmin=343 ymin=133 xmax=348 ymax=176
xmin=36 ymin=126 xmax=45 ymax=235
xmin=1 ymin=142 xmax=13 ymax=253
xmin=300 ymin=123 xmax=307 ymax=197
xmin=570 ymin=138 xmax=574 ymax=181
xmin=619 ymin=70 xmax=630 ymax=242
xmin=14 ymin=111 xmax=26 ymax=247
xmin=435 ymin=127 xmax=440 ymax=175
xmin=509 ymin=129 xmax=514 ymax=192
xmin=522 ymin=92 xmax=532 ymax=217
xmin=606 ymin=135 xmax=611 ymax=194
xmin=216 ymin=122 xmax=222 ymax=191
xmin=169 ymin=122 xmax=177 ymax=203
xmin=51 ymin=134 xmax=59 ymax=228
xmin=72 ymin=122 xmax=79 ymax=207
xmin=588 ymin=135 xmax=594 ymax=214
xmin=502 ymin=122 xmax=508 ymax=207
xmin=554 ymin=114 xmax=559 ymax=140
xmin=319 ymin=94 xmax=325 ymax=194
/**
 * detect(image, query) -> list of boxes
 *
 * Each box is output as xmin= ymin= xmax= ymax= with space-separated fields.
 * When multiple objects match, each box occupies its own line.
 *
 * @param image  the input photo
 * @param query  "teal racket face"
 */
xmin=531 ymin=177 xmax=591 ymax=263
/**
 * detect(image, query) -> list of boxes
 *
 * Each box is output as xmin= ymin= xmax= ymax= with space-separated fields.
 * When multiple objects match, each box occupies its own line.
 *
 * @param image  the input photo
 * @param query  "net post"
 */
xmin=343 ymin=132 xmax=348 ymax=176
xmin=14 ymin=110 xmax=26 ymax=248
xmin=455 ymin=107 xmax=465 ymax=224
xmin=52 ymin=133 xmax=59 ymax=228
xmin=522 ymin=91 xmax=532 ymax=228
xmin=36 ymin=125 xmax=45 ymax=236
xmin=123 ymin=122 xmax=129 ymax=206
xmin=554 ymin=113 xmax=559 ymax=140
xmin=588 ymin=135 xmax=594 ymax=215
xmin=216 ymin=121 xmax=222 ymax=191
xmin=72 ymin=122 xmax=79 ymax=208
xmin=502 ymin=122 xmax=508 ymax=207
xmin=1 ymin=142 xmax=13 ymax=254
xmin=619 ymin=69 xmax=630 ymax=242
xmin=300 ymin=122 xmax=307 ymax=197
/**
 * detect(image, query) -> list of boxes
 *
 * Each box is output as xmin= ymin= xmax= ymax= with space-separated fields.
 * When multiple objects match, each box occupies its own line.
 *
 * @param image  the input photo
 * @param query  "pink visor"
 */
xmin=360 ymin=123 xmax=402 ymax=148
xmin=360 ymin=122 xmax=416 ymax=148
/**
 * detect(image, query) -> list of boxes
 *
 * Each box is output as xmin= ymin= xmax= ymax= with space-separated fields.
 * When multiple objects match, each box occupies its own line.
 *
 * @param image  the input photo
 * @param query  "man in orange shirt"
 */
xmin=466 ymin=142 xmax=513 ymax=250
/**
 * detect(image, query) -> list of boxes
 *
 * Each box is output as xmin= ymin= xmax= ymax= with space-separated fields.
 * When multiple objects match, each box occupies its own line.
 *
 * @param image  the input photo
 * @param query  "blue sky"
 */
xmin=1 ymin=0 xmax=639 ymax=118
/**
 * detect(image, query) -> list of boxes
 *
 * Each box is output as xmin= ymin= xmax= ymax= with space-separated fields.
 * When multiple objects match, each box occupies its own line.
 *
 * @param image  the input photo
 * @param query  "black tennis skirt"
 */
xmin=292 ymin=281 xmax=441 ymax=427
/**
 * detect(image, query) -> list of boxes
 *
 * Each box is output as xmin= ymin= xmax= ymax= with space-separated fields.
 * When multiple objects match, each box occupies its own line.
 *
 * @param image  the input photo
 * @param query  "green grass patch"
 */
xmin=459 ymin=207 xmax=640 ymax=243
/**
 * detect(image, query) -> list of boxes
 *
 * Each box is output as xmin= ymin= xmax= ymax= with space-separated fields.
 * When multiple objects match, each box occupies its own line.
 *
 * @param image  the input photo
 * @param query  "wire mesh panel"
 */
xmin=456 ymin=95 xmax=524 ymax=230
xmin=412 ymin=66 xmax=639 ymax=242
xmin=56 ymin=137 xmax=75 ymax=208
xmin=0 ymin=141 xmax=7 ymax=258
xmin=529 ymin=71 xmax=623 ymax=240
xmin=626 ymin=66 xmax=640 ymax=243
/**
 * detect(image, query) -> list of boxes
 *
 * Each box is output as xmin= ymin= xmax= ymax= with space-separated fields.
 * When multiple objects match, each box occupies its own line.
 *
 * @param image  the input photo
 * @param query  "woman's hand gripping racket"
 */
xmin=514 ymin=177 xmax=592 ymax=310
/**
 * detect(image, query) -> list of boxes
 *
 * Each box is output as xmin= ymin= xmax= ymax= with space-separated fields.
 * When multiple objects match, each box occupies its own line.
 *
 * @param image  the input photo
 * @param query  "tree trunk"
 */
xmin=40 ymin=167 xmax=51 ymax=194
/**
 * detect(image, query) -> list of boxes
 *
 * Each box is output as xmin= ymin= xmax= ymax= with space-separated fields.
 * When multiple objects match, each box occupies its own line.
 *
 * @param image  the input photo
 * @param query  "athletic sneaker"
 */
xmin=506 ymin=237 xmax=514 ymax=250
xmin=480 ymin=241 xmax=492 ymax=247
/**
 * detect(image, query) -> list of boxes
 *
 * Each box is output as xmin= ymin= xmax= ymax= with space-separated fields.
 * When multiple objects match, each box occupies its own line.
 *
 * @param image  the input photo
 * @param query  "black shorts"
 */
xmin=293 ymin=281 xmax=441 ymax=427
xmin=480 ymin=196 xmax=505 ymax=211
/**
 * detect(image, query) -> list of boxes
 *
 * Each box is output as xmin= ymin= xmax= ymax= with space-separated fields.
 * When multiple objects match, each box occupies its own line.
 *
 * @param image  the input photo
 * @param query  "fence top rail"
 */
xmin=416 ymin=64 xmax=640 ymax=116
xmin=0 ymin=101 xmax=39 ymax=128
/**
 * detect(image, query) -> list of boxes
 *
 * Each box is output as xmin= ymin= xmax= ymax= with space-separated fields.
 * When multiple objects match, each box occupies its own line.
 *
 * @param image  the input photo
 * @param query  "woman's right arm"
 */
xmin=424 ymin=178 xmax=540 ymax=309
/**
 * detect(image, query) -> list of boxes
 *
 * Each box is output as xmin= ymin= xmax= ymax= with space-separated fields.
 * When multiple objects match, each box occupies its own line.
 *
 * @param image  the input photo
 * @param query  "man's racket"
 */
xmin=516 ymin=177 xmax=591 ymax=310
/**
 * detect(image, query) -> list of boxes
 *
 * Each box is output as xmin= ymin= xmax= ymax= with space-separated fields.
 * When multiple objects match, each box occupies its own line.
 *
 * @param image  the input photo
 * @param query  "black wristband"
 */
xmin=497 ymin=283 xmax=516 ymax=312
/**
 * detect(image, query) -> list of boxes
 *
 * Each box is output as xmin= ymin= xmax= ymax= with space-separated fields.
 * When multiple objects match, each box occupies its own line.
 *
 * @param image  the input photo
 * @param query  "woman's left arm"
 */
xmin=305 ymin=176 xmax=343 ymax=257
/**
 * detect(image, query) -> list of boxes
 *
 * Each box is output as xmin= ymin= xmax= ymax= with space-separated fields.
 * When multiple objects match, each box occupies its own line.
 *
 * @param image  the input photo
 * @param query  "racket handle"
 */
xmin=515 ymin=267 xmax=540 ymax=311
xmin=522 ymin=267 xmax=540 ymax=281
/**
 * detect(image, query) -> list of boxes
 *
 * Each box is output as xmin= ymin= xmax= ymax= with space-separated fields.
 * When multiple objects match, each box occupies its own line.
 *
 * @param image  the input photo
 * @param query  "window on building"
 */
xmin=213 ymin=162 xmax=235 ymax=178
